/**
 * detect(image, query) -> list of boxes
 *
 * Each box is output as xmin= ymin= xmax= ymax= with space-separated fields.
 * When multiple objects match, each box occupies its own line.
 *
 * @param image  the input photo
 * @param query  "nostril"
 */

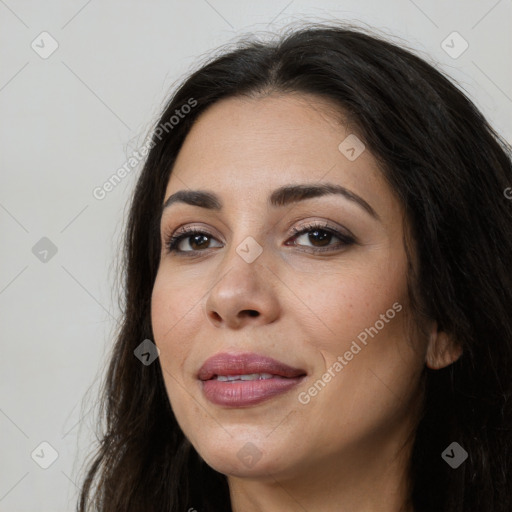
xmin=245 ymin=310 xmax=259 ymax=317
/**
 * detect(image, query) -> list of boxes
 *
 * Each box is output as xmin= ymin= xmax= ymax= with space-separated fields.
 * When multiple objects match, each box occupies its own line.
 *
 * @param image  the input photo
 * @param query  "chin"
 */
xmin=192 ymin=436 xmax=291 ymax=478
xmin=203 ymin=455 xmax=288 ymax=480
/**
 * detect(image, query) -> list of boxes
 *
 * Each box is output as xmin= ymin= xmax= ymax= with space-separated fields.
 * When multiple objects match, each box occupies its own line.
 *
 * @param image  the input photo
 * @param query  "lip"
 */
xmin=198 ymin=352 xmax=307 ymax=407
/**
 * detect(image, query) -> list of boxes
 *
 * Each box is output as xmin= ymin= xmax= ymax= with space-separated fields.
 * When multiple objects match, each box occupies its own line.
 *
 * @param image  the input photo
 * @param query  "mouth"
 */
xmin=198 ymin=352 xmax=307 ymax=407
xmin=211 ymin=372 xmax=285 ymax=381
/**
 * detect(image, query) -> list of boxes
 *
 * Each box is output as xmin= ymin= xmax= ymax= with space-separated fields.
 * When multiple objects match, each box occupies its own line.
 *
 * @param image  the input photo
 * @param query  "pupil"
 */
xmin=191 ymin=235 xmax=209 ymax=249
xmin=309 ymin=230 xmax=331 ymax=246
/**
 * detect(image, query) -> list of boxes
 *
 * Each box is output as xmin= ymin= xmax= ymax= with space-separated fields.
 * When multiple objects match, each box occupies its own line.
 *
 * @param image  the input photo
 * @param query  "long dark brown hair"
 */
xmin=77 ymin=23 xmax=512 ymax=512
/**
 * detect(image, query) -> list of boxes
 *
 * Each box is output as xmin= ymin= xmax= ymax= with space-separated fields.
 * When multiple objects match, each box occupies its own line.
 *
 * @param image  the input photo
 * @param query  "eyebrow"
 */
xmin=162 ymin=183 xmax=379 ymax=220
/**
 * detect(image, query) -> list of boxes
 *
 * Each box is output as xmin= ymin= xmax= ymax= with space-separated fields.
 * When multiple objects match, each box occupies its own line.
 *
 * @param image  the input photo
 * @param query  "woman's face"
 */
xmin=151 ymin=93 xmax=427 ymax=484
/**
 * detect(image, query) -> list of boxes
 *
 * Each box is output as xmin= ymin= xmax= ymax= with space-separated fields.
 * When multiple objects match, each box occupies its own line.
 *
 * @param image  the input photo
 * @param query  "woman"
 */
xmin=78 ymin=23 xmax=512 ymax=512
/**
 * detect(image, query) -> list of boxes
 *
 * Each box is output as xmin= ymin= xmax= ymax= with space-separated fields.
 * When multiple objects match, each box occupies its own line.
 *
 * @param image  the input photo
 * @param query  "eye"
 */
xmin=286 ymin=222 xmax=355 ymax=253
xmin=164 ymin=226 xmax=222 ymax=254
xmin=163 ymin=222 xmax=355 ymax=256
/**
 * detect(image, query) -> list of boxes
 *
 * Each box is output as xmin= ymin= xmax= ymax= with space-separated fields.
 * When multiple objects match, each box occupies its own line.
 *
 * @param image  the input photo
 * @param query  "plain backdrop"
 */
xmin=0 ymin=1 xmax=511 ymax=510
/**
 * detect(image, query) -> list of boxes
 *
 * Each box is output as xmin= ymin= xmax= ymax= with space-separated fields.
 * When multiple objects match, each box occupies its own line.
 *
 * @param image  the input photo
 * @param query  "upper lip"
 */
xmin=198 ymin=352 xmax=307 ymax=381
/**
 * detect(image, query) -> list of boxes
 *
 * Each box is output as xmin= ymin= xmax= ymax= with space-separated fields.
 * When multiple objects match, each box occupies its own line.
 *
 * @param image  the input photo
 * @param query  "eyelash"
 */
xmin=163 ymin=222 xmax=356 ymax=256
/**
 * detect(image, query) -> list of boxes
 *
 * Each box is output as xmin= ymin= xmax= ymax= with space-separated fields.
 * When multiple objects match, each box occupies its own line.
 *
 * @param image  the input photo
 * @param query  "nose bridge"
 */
xmin=222 ymin=207 xmax=270 ymax=266
xmin=203 ymin=221 xmax=279 ymax=327
xmin=214 ymin=231 xmax=266 ymax=296
xmin=226 ymin=205 xmax=278 ymax=275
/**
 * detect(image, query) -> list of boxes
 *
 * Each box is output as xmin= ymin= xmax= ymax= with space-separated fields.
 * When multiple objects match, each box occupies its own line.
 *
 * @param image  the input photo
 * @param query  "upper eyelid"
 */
xmin=164 ymin=221 xmax=354 ymax=247
xmin=161 ymin=217 xmax=229 ymax=237
xmin=165 ymin=220 xmax=344 ymax=237
xmin=161 ymin=213 xmax=353 ymax=233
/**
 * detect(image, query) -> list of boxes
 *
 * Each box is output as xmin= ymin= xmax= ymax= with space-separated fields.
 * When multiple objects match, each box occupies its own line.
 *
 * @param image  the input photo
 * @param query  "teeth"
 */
xmin=215 ymin=373 xmax=276 ymax=382
xmin=241 ymin=373 xmax=273 ymax=381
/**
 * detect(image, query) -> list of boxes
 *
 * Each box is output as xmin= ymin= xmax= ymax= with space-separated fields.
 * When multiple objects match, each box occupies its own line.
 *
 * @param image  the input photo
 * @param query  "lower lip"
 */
xmin=201 ymin=376 xmax=305 ymax=407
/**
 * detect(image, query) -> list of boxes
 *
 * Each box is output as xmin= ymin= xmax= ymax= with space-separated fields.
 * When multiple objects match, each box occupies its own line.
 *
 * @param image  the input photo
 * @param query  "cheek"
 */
xmin=150 ymin=272 xmax=203 ymax=425
xmin=301 ymin=254 xmax=408 ymax=350
xmin=309 ymin=292 xmax=421 ymax=440
xmin=150 ymin=270 xmax=200 ymax=369
xmin=300 ymin=256 xmax=419 ymax=407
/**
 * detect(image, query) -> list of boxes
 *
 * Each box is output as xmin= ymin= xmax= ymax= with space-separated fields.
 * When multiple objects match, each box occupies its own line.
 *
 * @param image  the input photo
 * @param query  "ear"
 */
xmin=425 ymin=322 xmax=463 ymax=370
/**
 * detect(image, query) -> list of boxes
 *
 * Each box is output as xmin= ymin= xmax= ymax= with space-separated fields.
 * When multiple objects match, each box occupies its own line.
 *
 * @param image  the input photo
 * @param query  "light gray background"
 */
xmin=1 ymin=1 xmax=510 ymax=510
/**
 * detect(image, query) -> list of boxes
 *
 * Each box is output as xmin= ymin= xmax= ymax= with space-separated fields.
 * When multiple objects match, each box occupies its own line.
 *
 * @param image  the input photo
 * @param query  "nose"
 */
xmin=204 ymin=244 xmax=281 ymax=329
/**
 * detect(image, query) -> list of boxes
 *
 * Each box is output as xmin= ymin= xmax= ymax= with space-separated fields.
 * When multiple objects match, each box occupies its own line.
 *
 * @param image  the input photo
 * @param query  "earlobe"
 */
xmin=425 ymin=325 xmax=463 ymax=370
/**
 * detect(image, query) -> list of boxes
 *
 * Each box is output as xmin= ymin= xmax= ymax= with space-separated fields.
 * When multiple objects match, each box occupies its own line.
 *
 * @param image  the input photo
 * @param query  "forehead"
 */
xmin=164 ymin=93 xmax=399 ymax=222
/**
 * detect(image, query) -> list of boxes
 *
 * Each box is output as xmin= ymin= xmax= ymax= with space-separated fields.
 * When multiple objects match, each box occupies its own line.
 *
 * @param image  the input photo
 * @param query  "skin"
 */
xmin=150 ymin=93 xmax=461 ymax=512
